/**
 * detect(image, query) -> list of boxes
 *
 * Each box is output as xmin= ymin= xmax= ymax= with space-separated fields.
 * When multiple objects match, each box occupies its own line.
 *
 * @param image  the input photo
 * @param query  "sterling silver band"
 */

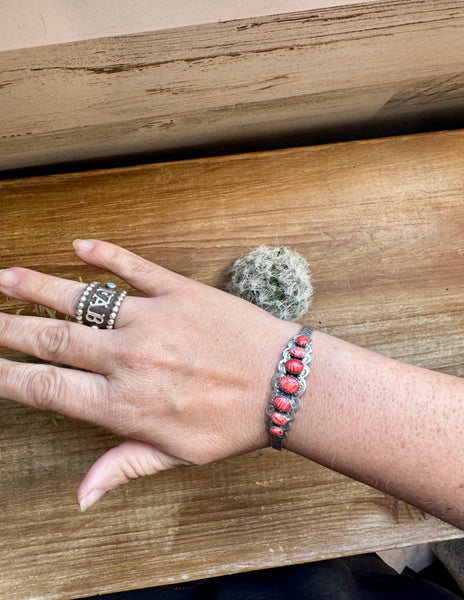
xmin=76 ymin=281 xmax=127 ymax=329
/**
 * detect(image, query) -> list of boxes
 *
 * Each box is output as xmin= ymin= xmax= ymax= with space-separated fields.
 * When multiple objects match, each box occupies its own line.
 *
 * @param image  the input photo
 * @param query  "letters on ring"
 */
xmin=84 ymin=287 xmax=116 ymax=324
xmin=90 ymin=289 xmax=114 ymax=307
xmin=85 ymin=310 xmax=106 ymax=325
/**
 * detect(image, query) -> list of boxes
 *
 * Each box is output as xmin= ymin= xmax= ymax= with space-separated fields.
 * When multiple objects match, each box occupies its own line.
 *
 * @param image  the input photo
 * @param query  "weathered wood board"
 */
xmin=1 ymin=0 xmax=464 ymax=171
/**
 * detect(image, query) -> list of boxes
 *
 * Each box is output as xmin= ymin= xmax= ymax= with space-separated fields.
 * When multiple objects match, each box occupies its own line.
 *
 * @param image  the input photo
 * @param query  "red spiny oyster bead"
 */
xmin=271 ymin=412 xmax=287 ymax=426
xmin=290 ymin=346 xmax=305 ymax=359
xmin=274 ymin=396 xmax=291 ymax=412
xmin=296 ymin=335 xmax=309 ymax=347
xmin=269 ymin=425 xmax=283 ymax=437
xmin=280 ymin=376 xmax=300 ymax=394
xmin=285 ymin=359 xmax=304 ymax=374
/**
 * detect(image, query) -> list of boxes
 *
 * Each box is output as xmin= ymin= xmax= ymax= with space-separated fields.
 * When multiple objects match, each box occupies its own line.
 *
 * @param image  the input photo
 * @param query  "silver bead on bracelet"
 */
xmin=266 ymin=326 xmax=313 ymax=451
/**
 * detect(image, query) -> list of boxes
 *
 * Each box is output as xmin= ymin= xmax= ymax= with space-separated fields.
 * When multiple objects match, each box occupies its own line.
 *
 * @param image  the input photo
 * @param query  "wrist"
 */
xmin=254 ymin=320 xmax=314 ymax=453
xmin=283 ymin=329 xmax=324 ymax=458
xmin=265 ymin=325 xmax=314 ymax=451
xmin=242 ymin=317 xmax=301 ymax=452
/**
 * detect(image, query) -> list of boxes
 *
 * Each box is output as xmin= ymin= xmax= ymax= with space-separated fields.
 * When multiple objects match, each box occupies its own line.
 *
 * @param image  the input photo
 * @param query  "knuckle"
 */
xmin=0 ymin=359 xmax=9 ymax=382
xmin=119 ymin=450 xmax=162 ymax=481
xmin=107 ymin=246 xmax=151 ymax=276
xmin=107 ymin=248 xmax=153 ymax=275
xmin=28 ymin=367 xmax=64 ymax=411
xmin=119 ymin=343 xmax=151 ymax=370
xmin=36 ymin=322 xmax=71 ymax=361
xmin=0 ymin=315 xmax=11 ymax=341
xmin=120 ymin=456 xmax=143 ymax=481
xmin=125 ymin=255 xmax=152 ymax=276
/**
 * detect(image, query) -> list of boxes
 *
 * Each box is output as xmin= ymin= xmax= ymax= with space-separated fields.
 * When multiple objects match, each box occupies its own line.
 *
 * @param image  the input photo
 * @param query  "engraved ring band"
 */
xmin=76 ymin=281 xmax=127 ymax=329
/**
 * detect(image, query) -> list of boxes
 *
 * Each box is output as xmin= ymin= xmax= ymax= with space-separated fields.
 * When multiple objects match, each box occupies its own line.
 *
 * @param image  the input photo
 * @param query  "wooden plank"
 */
xmin=0 ymin=0 xmax=380 ymax=52
xmin=1 ymin=0 xmax=464 ymax=171
xmin=0 ymin=129 xmax=463 ymax=599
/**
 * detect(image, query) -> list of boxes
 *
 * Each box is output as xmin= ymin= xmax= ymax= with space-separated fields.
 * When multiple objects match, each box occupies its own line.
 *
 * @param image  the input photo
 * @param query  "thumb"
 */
xmin=77 ymin=439 xmax=187 ymax=511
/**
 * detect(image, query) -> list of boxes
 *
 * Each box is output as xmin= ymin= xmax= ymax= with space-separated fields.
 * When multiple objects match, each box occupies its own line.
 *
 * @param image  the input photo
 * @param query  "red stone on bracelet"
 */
xmin=266 ymin=326 xmax=313 ymax=451
xmin=285 ymin=359 xmax=304 ymax=374
xmin=290 ymin=346 xmax=306 ymax=359
xmin=280 ymin=376 xmax=300 ymax=394
xmin=271 ymin=412 xmax=287 ymax=426
xmin=274 ymin=396 xmax=291 ymax=412
xmin=269 ymin=426 xmax=283 ymax=437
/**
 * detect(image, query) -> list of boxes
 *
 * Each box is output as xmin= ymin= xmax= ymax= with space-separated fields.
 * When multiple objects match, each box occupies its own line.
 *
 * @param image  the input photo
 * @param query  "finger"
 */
xmin=0 ymin=357 xmax=109 ymax=425
xmin=0 ymin=267 xmax=84 ymax=316
xmin=0 ymin=313 xmax=112 ymax=372
xmin=77 ymin=440 xmax=187 ymax=511
xmin=0 ymin=267 xmax=133 ymax=327
xmin=73 ymin=239 xmax=185 ymax=297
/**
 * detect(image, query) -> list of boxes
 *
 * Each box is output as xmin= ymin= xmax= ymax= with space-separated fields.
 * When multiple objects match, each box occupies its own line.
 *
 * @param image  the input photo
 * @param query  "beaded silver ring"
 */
xmin=76 ymin=281 xmax=127 ymax=329
xmin=266 ymin=325 xmax=313 ymax=450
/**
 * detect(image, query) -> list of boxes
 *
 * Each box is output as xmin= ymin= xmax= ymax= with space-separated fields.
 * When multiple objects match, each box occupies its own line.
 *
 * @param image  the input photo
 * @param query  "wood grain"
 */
xmin=0 ymin=0 xmax=381 ymax=52
xmin=1 ymin=0 xmax=464 ymax=171
xmin=1 ymin=129 xmax=464 ymax=599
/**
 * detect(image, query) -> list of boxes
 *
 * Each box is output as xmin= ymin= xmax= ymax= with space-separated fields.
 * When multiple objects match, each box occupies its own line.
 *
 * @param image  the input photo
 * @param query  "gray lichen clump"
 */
xmin=226 ymin=246 xmax=313 ymax=321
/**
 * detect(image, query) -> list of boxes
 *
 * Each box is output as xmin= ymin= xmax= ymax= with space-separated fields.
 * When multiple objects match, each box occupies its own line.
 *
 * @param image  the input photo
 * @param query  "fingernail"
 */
xmin=73 ymin=239 xmax=95 ymax=253
xmin=79 ymin=488 xmax=106 ymax=512
xmin=0 ymin=268 xmax=19 ymax=287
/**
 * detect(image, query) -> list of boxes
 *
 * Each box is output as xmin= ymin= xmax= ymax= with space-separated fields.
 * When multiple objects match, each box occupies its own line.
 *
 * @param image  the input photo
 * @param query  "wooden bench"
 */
xmin=1 ymin=129 xmax=463 ymax=600
xmin=1 ymin=0 xmax=463 ymax=172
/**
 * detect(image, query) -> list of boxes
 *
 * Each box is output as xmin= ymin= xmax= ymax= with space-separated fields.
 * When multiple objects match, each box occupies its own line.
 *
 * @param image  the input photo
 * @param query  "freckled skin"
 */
xmin=287 ymin=332 xmax=464 ymax=529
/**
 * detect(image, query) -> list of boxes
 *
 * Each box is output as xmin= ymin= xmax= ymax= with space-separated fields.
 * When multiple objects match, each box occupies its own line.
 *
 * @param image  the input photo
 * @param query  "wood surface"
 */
xmin=0 ymin=0 xmax=380 ymax=52
xmin=1 ymin=0 xmax=464 ymax=171
xmin=1 ymin=129 xmax=464 ymax=599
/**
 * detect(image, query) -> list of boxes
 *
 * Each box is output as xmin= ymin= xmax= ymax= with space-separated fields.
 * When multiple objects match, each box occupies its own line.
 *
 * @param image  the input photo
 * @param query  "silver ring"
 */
xmin=76 ymin=281 xmax=127 ymax=329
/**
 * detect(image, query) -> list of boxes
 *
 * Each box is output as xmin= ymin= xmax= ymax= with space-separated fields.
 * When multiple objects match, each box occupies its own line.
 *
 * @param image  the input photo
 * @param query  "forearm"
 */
xmin=286 ymin=330 xmax=464 ymax=529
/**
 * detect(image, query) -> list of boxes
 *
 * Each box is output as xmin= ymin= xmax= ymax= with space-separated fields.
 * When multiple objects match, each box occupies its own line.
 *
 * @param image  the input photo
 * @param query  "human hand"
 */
xmin=0 ymin=240 xmax=298 ymax=510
